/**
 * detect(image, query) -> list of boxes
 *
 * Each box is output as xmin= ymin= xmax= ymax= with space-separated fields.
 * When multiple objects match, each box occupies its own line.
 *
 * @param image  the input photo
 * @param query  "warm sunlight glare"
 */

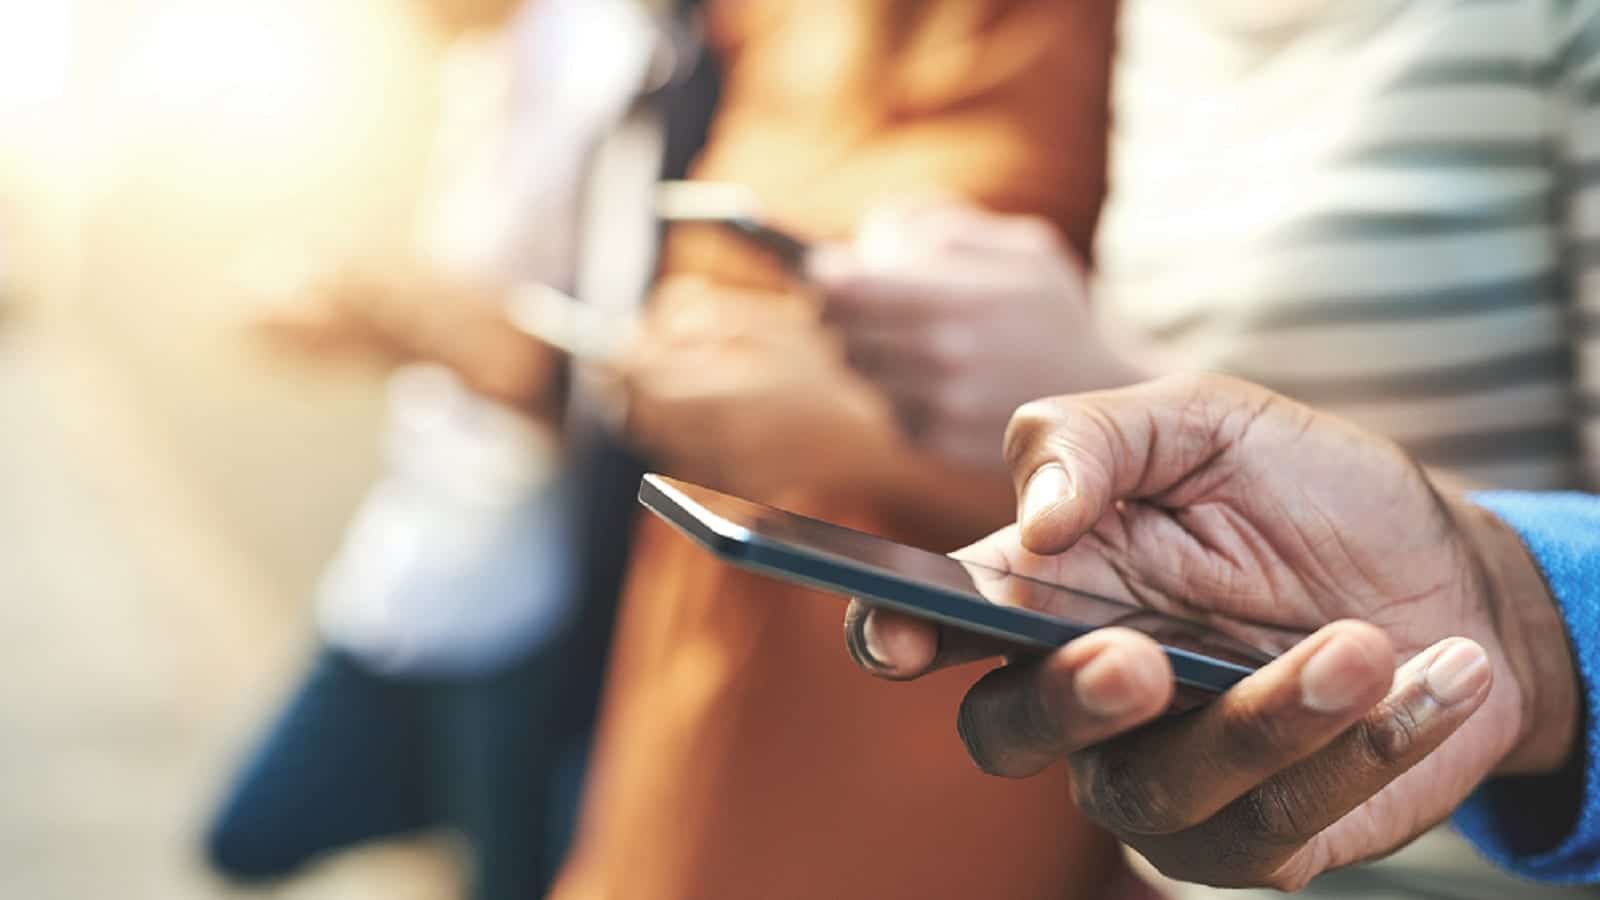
xmin=0 ymin=1 xmax=73 ymax=138
xmin=111 ymin=0 xmax=339 ymax=150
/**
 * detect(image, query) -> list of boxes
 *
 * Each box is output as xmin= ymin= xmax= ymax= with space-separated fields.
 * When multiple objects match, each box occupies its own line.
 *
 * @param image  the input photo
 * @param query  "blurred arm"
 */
xmin=650 ymin=0 xmax=1118 ymax=542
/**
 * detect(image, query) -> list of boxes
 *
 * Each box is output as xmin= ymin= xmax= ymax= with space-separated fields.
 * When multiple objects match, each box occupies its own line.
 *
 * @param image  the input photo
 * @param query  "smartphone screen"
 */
xmin=641 ymin=475 xmax=1278 ymax=691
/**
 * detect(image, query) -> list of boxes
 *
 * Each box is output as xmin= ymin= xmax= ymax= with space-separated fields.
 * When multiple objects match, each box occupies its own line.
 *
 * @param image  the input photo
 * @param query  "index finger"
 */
xmin=1098 ymin=637 xmax=1494 ymax=889
xmin=1063 ymin=621 xmax=1396 ymax=836
xmin=1003 ymin=375 xmax=1286 ymax=555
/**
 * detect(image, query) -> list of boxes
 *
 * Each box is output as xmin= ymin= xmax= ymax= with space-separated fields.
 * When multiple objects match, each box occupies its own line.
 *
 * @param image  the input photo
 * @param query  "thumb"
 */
xmin=1003 ymin=374 xmax=1280 ymax=555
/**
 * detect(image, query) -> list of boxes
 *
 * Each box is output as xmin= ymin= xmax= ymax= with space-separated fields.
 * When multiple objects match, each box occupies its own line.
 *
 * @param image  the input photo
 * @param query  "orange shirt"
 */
xmin=552 ymin=2 xmax=1124 ymax=898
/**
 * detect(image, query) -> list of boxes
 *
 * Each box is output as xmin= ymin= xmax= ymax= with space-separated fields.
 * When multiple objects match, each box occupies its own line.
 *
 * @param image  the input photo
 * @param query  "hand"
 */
xmin=250 ymin=265 xmax=561 ymax=414
xmin=812 ymin=203 xmax=1144 ymax=472
xmin=619 ymin=277 xmax=902 ymax=503
xmin=842 ymin=374 xmax=1579 ymax=889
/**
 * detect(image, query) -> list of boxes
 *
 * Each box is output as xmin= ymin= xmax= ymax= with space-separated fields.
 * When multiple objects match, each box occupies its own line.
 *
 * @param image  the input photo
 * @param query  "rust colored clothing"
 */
xmin=552 ymin=2 xmax=1124 ymax=898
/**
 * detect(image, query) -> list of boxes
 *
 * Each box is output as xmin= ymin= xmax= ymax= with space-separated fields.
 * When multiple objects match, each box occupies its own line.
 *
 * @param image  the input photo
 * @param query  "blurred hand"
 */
xmin=250 ymin=265 xmax=561 ymax=415
xmin=843 ymin=374 xmax=1578 ymax=889
xmin=619 ymin=277 xmax=902 ymax=503
xmin=812 ymin=203 xmax=1143 ymax=473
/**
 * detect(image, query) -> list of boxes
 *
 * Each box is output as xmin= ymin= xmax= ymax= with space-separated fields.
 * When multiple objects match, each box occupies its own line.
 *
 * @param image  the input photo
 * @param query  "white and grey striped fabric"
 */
xmin=1096 ymin=0 xmax=1600 ymax=492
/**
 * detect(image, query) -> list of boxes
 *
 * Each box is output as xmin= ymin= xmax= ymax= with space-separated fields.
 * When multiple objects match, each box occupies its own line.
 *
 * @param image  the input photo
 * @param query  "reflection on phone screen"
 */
xmin=664 ymin=476 xmax=1278 ymax=669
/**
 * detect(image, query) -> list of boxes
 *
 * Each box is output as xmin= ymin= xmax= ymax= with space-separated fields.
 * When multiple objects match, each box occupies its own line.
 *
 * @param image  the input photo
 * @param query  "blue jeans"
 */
xmin=204 ymin=644 xmax=582 ymax=900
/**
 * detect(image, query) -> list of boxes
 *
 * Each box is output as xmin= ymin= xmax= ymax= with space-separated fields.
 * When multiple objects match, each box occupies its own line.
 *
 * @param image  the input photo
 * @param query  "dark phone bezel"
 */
xmin=638 ymin=474 xmax=1257 ymax=694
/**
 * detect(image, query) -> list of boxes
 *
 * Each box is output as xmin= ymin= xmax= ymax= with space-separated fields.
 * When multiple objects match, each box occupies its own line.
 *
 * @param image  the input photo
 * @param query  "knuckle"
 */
xmin=1154 ymin=371 xmax=1273 ymax=464
xmin=1059 ymin=404 xmax=1138 ymax=489
xmin=1356 ymin=698 xmax=1424 ymax=767
xmin=1072 ymin=752 xmax=1188 ymax=835
xmin=1009 ymin=397 xmax=1064 ymax=430
xmin=1004 ymin=398 xmax=1068 ymax=466
xmin=1162 ymin=372 xmax=1252 ymax=425
xmin=1221 ymin=700 xmax=1305 ymax=770
xmin=1234 ymin=782 xmax=1316 ymax=849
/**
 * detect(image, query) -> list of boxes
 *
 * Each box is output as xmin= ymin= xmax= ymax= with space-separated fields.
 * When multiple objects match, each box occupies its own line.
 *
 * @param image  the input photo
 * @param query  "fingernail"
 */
xmin=1075 ymin=649 xmax=1144 ymax=718
xmin=1301 ymin=637 xmax=1378 ymax=713
xmin=1423 ymin=640 xmax=1490 ymax=706
xmin=1021 ymin=464 xmax=1074 ymax=526
xmin=861 ymin=613 xmax=894 ymax=669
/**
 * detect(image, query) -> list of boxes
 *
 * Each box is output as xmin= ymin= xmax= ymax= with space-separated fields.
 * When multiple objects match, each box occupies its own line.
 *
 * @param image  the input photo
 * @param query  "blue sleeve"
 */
xmin=1452 ymin=492 xmax=1600 ymax=883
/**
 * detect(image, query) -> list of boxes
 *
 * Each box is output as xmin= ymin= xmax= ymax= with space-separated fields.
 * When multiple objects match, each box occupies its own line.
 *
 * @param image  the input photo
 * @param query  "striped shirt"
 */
xmin=1096 ymin=0 xmax=1600 ymax=491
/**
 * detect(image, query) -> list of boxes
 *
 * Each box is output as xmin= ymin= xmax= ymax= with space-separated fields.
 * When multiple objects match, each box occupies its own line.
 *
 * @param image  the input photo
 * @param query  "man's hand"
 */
xmin=812 ymin=204 xmax=1144 ymax=473
xmin=842 ymin=374 xmax=1579 ymax=889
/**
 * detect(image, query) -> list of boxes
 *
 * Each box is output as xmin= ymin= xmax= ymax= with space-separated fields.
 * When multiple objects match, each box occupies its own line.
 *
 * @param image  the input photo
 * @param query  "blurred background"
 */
xmin=0 ymin=1 xmax=458 ymax=896
xmin=7 ymin=3 xmax=1597 ymax=900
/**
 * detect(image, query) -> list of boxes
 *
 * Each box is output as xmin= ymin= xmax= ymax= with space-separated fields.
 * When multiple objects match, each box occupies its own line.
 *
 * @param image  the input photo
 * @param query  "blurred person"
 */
xmin=803 ymin=0 xmax=1600 ymax=895
xmin=204 ymin=1 xmax=675 ymax=897
xmin=550 ymin=2 xmax=1135 ymax=899
xmin=820 ymin=0 xmax=1599 ymax=492
xmin=844 ymin=373 xmax=1598 ymax=890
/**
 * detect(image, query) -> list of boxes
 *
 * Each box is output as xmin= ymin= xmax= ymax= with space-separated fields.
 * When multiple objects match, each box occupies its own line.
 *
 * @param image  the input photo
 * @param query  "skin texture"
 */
xmin=843 ymin=373 xmax=1579 ymax=890
xmin=813 ymin=203 xmax=1145 ymax=474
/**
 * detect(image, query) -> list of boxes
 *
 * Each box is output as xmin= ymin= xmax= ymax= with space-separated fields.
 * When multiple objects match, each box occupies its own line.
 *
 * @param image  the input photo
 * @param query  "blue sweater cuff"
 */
xmin=1453 ymin=492 xmax=1600 ymax=883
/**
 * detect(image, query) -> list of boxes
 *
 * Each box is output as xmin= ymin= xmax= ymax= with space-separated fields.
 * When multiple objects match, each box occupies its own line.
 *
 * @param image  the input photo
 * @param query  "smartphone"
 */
xmin=639 ymin=474 xmax=1276 ymax=693
xmin=655 ymin=181 xmax=813 ymax=273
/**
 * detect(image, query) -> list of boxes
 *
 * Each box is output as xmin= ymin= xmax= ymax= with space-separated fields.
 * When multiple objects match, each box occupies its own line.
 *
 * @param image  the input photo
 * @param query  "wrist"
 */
xmin=1449 ymin=494 xmax=1580 ymax=776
